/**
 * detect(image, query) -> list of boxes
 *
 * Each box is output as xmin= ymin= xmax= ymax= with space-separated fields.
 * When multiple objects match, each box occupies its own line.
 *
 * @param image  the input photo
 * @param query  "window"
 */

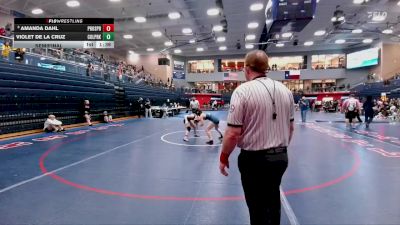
xmin=188 ymin=60 xmax=214 ymax=73
xmin=311 ymin=54 xmax=346 ymax=69
xmin=269 ymin=56 xmax=306 ymax=71
xmin=282 ymin=80 xmax=304 ymax=92
xmin=221 ymin=59 xmax=245 ymax=72
xmin=311 ymin=79 xmax=337 ymax=92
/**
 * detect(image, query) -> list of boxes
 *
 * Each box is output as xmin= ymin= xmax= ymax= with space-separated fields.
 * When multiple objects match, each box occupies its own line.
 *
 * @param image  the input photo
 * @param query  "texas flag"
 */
xmin=284 ymin=70 xmax=301 ymax=80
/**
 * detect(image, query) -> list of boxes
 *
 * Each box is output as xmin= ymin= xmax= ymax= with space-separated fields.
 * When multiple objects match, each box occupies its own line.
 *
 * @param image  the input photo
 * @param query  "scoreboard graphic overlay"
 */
xmin=13 ymin=18 xmax=114 ymax=49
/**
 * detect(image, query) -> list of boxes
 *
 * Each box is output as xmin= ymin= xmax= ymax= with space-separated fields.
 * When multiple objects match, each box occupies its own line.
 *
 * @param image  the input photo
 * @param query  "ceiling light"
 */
xmin=109 ymin=0 xmax=121 ymax=2
xmin=245 ymin=44 xmax=254 ymax=49
xmin=152 ymin=31 xmax=162 ymax=37
xmin=207 ymin=8 xmax=220 ymax=16
xmin=212 ymin=25 xmax=223 ymax=32
xmin=66 ymin=0 xmax=80 ymax=7
xmin=31 ymin=8 xmax=43 ymax=15
xmin=248 ymin=22 xmax=259 ymax=29
xmin=338 ymin=16 xmax=345 ymax=21
xmin=276 ymin=43 xmax=285 ymax=47
xmin=331 ymin=17 xmax=337 ymax=22
xmin=398 ymin=1 xmax=400 ymax=6
xmin=128 ymin=50 xmax=135 ymax=54
xmin=164 ymin=41 xmax=173 ymax=46
xmin=123 ymin=34 xmax=133 ymax=39
xmin=189 ymin=39 xmax=196 ymax=43
xmin=216 ymin=36 xmax=226 ymax=42
xmin=353 ymin=0 xmax=364 ymax=4
xmin=168 ymin=12 xmax=181 ymax=19
xmin=250 ymin=3 xmax=264 ymax=11
xmin=134 ymin=16 xmax=146 ymax=23
xmin=281 ymin=32 xmax=293 ymax=38
xmin=304 ymin=41 xmax=314 ymax=46
xmin=182 ymin=28 xmax=192 ymax=34
xmin=196 ymin=47 xmax=204 ymax=52
xmin=335 ymin=39 xmax=346 ymax=44
xmin=363 ymin=38 xmax=373 ymax=44
xmin=382 ymin=29 xmax=393 ymax=34
xmin=146 ymin=48 xmax=154 ymax=52
xmin=352 ymin=29 xmax=363 ymax=33
xmin=174 ymin=49 xmax=182 ymax=54
xmin=219 ymin=46 xmax=227 ymax=51
xmin=314 ymin=30 xmax=326 ymax=36
xmin=372 ymin=15 xmax=386 ymax=22
xmin=246 ymin=34 xmax=256 ymax=41
xmin=213 ymin=25 xmax=224 ymax=32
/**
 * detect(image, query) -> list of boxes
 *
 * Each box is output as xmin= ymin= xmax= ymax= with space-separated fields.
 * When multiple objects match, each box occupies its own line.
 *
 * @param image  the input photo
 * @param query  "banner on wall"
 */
xmin=37 ymin=62 xmax=66 ymax=71
xmin=173 ymin=61 xmax=185 ymax=79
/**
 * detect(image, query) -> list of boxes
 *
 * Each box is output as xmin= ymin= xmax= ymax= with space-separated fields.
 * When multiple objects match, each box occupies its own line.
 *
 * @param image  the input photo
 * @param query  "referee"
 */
xmin=219 ymin=50 xmax=295 ymax=225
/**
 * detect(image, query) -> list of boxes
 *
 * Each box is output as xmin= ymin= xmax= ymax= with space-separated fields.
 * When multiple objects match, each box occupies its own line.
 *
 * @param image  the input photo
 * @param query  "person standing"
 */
xmin=363 ymin=96 xmax=374 ymax=128
xmin=190 ymin=97 xmax=200 ymax=113
xmin=82 ymin=100 xmax=93 ymax=126
xmin=299 ymin=96 xmax=309 ymax=122
xmin=195 ymin=110 xmax=223 ymax=145
xmin=219 ymin=50 xmax=295 ymax=225
xmin=341 ymin=94 xmax=361 ymax=128
xmin=144 ymin=98 xmax=152 ymax=118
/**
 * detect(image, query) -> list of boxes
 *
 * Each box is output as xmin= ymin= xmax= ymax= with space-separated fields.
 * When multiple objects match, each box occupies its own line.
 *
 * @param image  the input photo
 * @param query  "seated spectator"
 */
xmin=86 ymin=63 xmax=93 ymax=77
xmin=43 ymin=115 xmax=65 ymax=132
xmin=1 ymin=41 xmax=11 ymax=60
xmin=5 ymin=22 xmax=12 ymax=37
xmin=14 ymin=48 xmax=25 ymax=63
xmin=82 ymin=100 xmax=93 ymax=126
xmin=103 ymin=111 xmax=113 ymax=123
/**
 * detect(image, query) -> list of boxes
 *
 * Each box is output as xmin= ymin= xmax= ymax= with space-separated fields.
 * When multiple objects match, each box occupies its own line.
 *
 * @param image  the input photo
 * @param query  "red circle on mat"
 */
xmin=39 ymin=140 xmax=361 ymax=201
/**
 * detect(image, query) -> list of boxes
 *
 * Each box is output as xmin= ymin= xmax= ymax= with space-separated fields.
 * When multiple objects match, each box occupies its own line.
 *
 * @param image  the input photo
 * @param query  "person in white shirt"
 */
xmin=190 ymin=97 xmax=200 ymax=113
xmin=341 ymin=94 xmax=361 ymax=128
xmin=219 ymin=50 xmax=294 ymax=225
xmin=103 ymin=111 xmax=113 ymax=123
xmin=43 ymin=115 xmax=65 ymax=132
xmin=212 ymin=100 xmax=218 ymax=110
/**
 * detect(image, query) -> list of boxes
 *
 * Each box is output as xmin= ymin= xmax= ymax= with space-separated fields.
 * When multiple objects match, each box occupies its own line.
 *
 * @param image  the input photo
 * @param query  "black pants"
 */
xmin=365 ymin=112 xmax=374 ymax=124
xmin=238 ymin=150 xmax=288 ymax=225
xmin=356 ymin=112 xmax=363 ymax=122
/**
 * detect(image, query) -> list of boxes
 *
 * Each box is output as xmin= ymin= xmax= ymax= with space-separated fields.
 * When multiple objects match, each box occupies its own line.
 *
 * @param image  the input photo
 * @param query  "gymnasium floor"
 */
xmin=0 ymin=111 xmax=399 ymax=225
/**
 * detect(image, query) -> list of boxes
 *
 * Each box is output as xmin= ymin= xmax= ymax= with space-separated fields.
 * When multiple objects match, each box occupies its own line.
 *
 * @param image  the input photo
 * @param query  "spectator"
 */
xmin=363 ymin=96 xmax=374 ymax=128
xmin=82 ymin=100 xmax=93 ymax=126
xmin=144 ymin=98 xmax=152 ymax=118
xmin=341 ymin=94 xmax=361 ymax=128
xmin=5 ymin=22 xmax=12 ymax=37
xmin=43 ymin=115 xmax=65 ymax=132
xmin=103 ymin=111 xmax=113 ymax=123
xmin=1 ymin=41 xmax=11 ymax=60
xmin=86 ymin=63 xmax=93 ymax=77
xmin=136 ymin=97 xmax=145 ymax=118
xmin=190 ymin=97 xmax=200 ymax=113
xmin=299 ymin=96 xmax=309 ymax=122
xmin=14 ymin=48 xmax=25 ymax=63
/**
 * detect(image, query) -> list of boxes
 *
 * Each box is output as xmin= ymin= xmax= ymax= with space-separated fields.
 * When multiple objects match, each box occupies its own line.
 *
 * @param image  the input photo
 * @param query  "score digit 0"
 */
xmin=102 ymin=24 xmax=114 ymax=32
xmin=103 ymin=32 xmax=114 ymax=41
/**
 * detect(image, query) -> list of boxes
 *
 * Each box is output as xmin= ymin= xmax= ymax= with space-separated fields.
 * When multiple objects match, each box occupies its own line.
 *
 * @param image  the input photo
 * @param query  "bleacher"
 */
xmin=351 ymin=79 xmax=400 ymax=98
xmin=0 ymin=61 xmax=180 ymax=135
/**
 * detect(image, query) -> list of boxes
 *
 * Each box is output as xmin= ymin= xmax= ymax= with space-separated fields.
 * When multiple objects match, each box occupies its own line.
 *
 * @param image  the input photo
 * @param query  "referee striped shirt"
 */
xmin=227 ymin=77 xmax=295 ymax=151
